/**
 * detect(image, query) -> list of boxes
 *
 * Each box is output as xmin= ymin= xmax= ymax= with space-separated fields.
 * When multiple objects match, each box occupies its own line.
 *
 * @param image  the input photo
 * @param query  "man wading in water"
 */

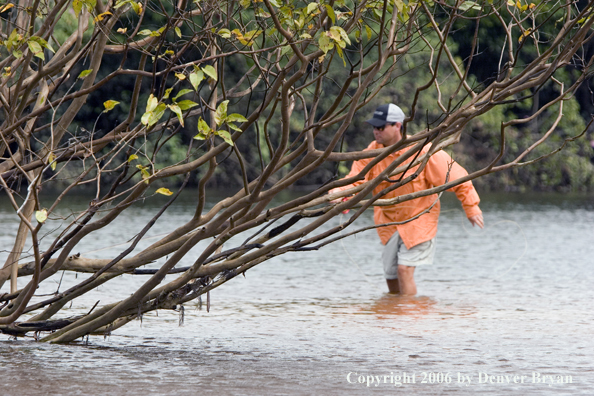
xmin=330 ymin=104 xmax=484 ymax=295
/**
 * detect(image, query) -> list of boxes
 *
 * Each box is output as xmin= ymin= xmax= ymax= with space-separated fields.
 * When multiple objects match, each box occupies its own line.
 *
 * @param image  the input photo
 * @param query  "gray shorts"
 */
xmin=382 ymin=232 xmax=436 ymax=280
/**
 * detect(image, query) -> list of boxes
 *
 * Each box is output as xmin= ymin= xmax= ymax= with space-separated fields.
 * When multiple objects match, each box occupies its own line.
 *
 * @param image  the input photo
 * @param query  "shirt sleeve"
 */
xmin=424 ymin=150 xmax=482 ymax=218
xmin=328 ymin=156 xmax=372 ymax=196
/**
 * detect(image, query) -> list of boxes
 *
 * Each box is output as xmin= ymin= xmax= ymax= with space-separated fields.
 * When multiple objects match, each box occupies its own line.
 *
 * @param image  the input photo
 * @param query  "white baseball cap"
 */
xmin=365 ymin=103 xmax=405 ymax=127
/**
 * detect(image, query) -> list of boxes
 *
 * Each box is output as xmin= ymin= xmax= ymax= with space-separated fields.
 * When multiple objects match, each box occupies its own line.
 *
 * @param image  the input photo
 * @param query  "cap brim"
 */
xmin=365 ymin=118 xmax=387 ymax=127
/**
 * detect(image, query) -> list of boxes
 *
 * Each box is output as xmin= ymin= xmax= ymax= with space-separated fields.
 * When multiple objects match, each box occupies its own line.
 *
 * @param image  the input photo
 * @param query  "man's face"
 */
xmin=373 ymin=122 xmax=402 ymax=147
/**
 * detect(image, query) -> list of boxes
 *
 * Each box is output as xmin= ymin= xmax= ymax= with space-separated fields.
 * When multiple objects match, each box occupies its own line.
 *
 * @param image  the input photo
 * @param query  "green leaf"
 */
xmin=197 ymin=117 xmax=211 ymax=134
xmin=114 ymin=0 xmax=134 ymax=9
xmin=240 ymin=29 xmax=262 ymax=46
xmin=216 ymin=130 xmax=234 ymax=146
xmin=136 ymin=164 xmax=150 ymax=183
xmin=138 ymin=29 xmax=152 ymax=36
xmin=142 ymin=103 xmax=166 ymax=126
xmin=318 ymin=34 xmax=333 ymax=53
xmin=306 ymin=2 xmax=318 ymax=15
xmin=189 ymin=70 xmax=204 ymax=91
xmin=459 ymin=1 xmax=480 ymax=11
xmin=7 ymin=28 xmax=18 ymax=43
xmin=174 ymin=89 xmax=193 ymax=101
xmin=328 ymin=27 xmax=341 ymax=41
xmin=325 ymin=5 xmax=336 ymax=25
xmin=254 ymin=7 xmax=270 ymax=17
xmin=148 ymin=103 xmax=167 ymax=126
xmin=163 ymin=88 xmax=173 ymax=99
xmin=35 ymin=209 xmax=48 ymax=223
xmin=214 ymin=100 xmax=229 ymax=126
xmin=6 ymin=28 xmax=20 ymax=52
xmin=30 ymin=36 xmax=55 ymax=53
xmin=218 ymin=28 xmax=231 ymax=38
xmin=175 ymin=27 xmax=182 ymax=38
xmin=28 ymin=41 xmax=44 ymax=60
xmin=227 ymin=123 xmax=243 ymax=132
xmin=131 ymin=1 xmax=142 ymax=14
xmin=156 ymin=187 xmax=174 ymax=196
xmin=227 ymin=113 xmax=248 ymax=123
xmin=150 ymin=29 xmax=164 ymax=37
xmin=127 ymin=154 xmax=139 ymax=163
xmin=73 ymin=0 xmax=95 ymax=16
xmin=146 ymin=94 xmax=158 ymax=112
xmin=269 ymin=0 xmax=281 ymax=7
xmin=141 ymin=112 xmax=151 ymax=125
xmin=73 ymin=0 xmax=82 ymax=17
xmin=336 ymin=45 xmax=346 ymax=66
xmin=202 ymin=65 xmax=217 ymax=81
xmin=294 ymin=16 xmax=304 ymax=29
xmin=194 ymin=132 xmax=207 ymax=140
xmin=331 ymin=26 xmax=350 ymax=45
xmin=168 ymin=104 xmax=184 ymax=127
xmin=281 ymin=7 xmax=292 ymax=18
xmin=78 ymin=69 xmax=93 ymax=79
xmin=48 ymin=152 xmax=57 ymax=171
xmin=103 ymin=100 xmax=120 ymax=112
xmin=176 ymin=100 xmax=199 ymax=111
xmin=12 ymin=50 xmax=23 ymax=59
xmin=280 ymin=44 xmax=292 ymax=58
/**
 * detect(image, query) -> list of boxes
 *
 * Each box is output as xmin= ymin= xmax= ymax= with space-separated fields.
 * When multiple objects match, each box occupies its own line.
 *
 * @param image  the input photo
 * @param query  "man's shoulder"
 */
xmin=428 ymin=147 xmax=453 ymax=161
xmin=366 ymin=140 xmax=382 ymax=150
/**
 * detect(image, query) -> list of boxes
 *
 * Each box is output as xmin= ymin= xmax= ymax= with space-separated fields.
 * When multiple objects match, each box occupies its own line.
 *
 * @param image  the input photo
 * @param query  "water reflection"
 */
xmin=368 ymin=294 xmax=437 ymax=319
xmin=1 ymin=192 xmax=593 ymax=395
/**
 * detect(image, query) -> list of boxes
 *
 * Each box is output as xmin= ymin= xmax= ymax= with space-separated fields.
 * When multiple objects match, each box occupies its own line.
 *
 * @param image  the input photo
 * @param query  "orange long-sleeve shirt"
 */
xmin=330 ymin=141 xmax=482 ymax=249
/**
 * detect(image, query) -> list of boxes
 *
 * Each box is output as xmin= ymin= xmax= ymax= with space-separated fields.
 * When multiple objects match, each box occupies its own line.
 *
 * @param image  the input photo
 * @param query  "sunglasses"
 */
xmin=373 ymin=123 xmax=395 ymax=132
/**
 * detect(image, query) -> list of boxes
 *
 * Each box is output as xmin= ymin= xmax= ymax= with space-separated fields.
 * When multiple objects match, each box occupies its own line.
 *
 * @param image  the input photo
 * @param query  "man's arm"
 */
xmin=425 ymin=150 xmax=484 ymax=228
xmin=328 ymin=148 xmax=376 ymax=198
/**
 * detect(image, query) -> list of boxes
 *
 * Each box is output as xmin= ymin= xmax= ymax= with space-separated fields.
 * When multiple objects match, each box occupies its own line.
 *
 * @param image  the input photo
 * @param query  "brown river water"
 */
xmin=1 ymin=192 xmax=593 ymax=395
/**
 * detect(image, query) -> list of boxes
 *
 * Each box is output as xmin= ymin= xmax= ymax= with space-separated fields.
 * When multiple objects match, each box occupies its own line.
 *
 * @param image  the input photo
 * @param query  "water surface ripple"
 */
xmin=1 ymin=193 xmax=593 ymax=395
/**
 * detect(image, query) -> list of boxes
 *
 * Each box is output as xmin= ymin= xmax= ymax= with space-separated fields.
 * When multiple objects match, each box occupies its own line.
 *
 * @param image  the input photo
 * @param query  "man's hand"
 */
xmin=468 ymin=213 xmax=484 ymax=229
xmin=329 ymin=196 xmax=351 ymax=214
